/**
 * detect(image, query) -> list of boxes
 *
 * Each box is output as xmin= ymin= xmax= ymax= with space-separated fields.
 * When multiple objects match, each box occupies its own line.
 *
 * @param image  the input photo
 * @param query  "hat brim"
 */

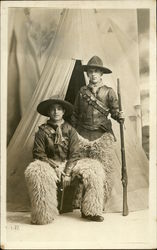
xmin=37 ymin=99 xmax=73 ymax=117
xmin=82 ymin=65 xmax=112 ymax=74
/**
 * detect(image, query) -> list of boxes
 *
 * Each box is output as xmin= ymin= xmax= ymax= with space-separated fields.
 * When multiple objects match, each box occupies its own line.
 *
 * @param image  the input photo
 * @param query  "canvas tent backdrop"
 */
xmin=7 ymin=8 xmax=149 ymax=147
xmin=7 ymin=8 xmax=142 ymax=142
xmin=7 ymin=9 xmax=148 ymax=212
xmin=7 ymin=8 xmax=62 ymax=144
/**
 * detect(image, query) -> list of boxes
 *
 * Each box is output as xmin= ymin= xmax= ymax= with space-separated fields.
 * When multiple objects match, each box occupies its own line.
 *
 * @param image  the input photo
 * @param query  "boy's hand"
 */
xmin=63 ymin=175 xmax=71 ymax=187
xmin=119 ymin=111 xmax=125 ymax=123
xmin=55 ymin=168 xmax=62 ymax=180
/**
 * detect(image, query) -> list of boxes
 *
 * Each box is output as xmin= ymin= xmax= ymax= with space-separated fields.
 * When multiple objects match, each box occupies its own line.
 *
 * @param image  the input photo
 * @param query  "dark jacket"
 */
xmin=33 ymin=121 xmax=80 ymax=175
xmin=71 ymin=84 xmax=121 ymax=133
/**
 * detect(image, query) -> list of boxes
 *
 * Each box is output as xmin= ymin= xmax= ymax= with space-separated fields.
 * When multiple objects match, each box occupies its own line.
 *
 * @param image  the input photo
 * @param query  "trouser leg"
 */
xmin=72 ymin=158 xmax=106 ymax=216
xmin=25 ymin=160 xmax=58 ymax=225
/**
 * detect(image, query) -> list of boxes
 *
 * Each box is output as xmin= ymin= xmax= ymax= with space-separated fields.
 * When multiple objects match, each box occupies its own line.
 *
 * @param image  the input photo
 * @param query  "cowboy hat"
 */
xmin=37 ymin=95 xmax=73 ymax=117
xmin=82 ymin=56 xmax=112 ymax=74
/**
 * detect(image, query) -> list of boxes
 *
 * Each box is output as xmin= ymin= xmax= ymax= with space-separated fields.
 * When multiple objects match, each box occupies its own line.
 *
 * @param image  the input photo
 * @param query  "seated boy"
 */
xmin=25 ymin=95 xmax=105 ymax=224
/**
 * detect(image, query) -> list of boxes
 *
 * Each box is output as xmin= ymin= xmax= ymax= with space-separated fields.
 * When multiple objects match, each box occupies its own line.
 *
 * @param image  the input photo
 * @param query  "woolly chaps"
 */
xmin=24 ymin=133 xmax=114 ymax=224
xmin=72 ymin=158 xmax=106 ymax=216
xmin=74 ymin=132 xmax=115 ymax=209
xmin=25 ymin=160 xmax=59 ymax=225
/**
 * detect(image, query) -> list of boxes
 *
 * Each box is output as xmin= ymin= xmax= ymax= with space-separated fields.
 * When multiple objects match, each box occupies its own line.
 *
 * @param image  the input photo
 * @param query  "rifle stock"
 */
xmin=59 ymin=176 xmax=65 ymax=213
xmin=117 ymin=78 xmax=129 ymax=216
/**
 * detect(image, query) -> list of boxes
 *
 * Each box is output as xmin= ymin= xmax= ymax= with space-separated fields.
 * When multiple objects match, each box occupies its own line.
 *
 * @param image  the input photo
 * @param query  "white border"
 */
xmin=1 ymin=0 xmax=155 ymax=9
xmin=1 ymin=3 xmax=8 ymax=249
xmin=148 ymin=1 xmax=157 ymax=247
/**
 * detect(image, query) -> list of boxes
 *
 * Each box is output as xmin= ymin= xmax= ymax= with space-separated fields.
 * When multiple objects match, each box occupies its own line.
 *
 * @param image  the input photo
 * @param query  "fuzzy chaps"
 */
xmin=24 ymin=160 xmax=59 ymax=225
xmin=24 ymin=133 xmax=115 ymax=223
xmin=77 ymin=133 xmax=115 ymax=206
xmin=72 ymin=158 xmax=106 ymax=216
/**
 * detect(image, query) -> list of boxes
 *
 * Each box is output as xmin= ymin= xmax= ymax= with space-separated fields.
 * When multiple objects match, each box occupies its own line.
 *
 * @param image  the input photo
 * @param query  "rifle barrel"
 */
xmin=117 ymin=78 xmax=129 ymax=216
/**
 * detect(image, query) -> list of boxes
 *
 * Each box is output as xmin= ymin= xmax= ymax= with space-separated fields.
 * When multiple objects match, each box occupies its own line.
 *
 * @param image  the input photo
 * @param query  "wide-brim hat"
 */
xmin=37 ymin=95 xmax=73 ymax=117
xmin=82 ymin=56 xmax=112 ymax=74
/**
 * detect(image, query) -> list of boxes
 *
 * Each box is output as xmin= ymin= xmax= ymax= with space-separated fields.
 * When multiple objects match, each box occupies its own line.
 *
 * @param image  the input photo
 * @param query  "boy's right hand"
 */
xmin=63 ymin=175 xmax=71 ymax=187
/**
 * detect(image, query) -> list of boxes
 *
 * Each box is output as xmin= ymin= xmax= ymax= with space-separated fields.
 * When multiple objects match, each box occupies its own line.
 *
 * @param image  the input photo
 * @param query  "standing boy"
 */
xmin=71 ymin=56 xmax=124 ymax=212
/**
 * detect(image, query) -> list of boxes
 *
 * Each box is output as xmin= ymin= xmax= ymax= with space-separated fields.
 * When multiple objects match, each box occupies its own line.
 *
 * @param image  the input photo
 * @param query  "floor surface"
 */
xmin=5 ymin=209 xmax=155 ymax=249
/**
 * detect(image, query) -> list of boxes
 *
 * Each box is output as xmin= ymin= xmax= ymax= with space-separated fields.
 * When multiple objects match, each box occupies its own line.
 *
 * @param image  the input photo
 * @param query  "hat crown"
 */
xmin=82 ymin=56 xmax=112 ymax=74
xmin=37 ymin=95 xmax=73 ymax=117
xmin=87 ymin=56 xmax=103 ymax=67
xmin=49 ymin=94 xmax=63 ymax=100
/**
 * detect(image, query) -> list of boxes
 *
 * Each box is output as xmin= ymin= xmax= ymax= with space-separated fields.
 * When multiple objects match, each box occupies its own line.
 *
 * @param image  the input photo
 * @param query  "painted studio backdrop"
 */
xmin=7 ymin=8 xmax=149 ymax=212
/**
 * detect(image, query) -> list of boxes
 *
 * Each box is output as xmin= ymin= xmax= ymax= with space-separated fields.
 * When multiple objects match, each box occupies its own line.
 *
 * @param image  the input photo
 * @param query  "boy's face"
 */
xmin=87 ymin=68 xmax=103 ymax=84
xmin=49 ymin=104 xmax=65 ymax=122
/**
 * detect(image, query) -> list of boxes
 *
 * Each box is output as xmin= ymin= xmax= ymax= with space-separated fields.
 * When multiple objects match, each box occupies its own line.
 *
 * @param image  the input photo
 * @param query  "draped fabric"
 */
xmin=7 ymin=8 xmax=61 ymax=144
xmin=7 ymin=9 xmax=148 ymax=212
xmin=7 ymin=30 xmax=21 ymax=144
xmin=100 ymin=19 xmax=140 ymax=115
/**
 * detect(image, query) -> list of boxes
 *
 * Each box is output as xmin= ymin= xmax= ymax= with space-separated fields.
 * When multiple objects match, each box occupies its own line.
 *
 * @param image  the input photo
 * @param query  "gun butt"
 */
xmin=123 ymin=187 xmax=129 ymax=216
xmin=123 ymin=202 xmax=129 ymax=216
xmin=59 ymin=187 xmax=65 ymax=214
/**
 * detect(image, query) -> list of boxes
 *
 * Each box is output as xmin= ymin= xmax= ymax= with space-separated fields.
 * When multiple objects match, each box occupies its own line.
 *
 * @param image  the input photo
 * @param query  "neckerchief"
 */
xmin=47 ymin=119 xmax=65 ymax=144
xmin=88 ymin=80 xmax=105 ymax=95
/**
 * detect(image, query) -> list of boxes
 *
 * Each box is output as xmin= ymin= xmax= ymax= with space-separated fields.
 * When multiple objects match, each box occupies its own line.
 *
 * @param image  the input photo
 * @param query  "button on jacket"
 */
xmin=71 ymin=84 xmax=120 ymax=132
xmin=33 ymin=121 xmax=80 ymax=175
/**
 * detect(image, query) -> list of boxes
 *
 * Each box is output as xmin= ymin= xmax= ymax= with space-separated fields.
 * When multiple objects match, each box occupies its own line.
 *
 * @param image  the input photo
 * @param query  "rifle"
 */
xmin=47 ymin=158 xmax=75 ymax=213
xmin=46 ymin=159 xmax=66 ymax=213
xmin=59 ymin=174 xmax=66 ymax=213
xmin=117 ymin=78 xmax=129 ymax=216
xmin=59 ymin=173 xmax=76 ymax=214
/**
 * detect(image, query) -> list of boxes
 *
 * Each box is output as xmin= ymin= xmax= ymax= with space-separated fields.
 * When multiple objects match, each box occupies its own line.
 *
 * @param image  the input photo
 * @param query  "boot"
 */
xmin=82 ymin=212 xmax=104 ymax=222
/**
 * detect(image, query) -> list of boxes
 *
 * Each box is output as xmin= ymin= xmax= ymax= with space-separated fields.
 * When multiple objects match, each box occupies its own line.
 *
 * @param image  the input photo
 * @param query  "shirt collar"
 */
xmin=88 ymin=80 xmax=104 ymax=94
xmin=88 ymin=79 xmax=104 ymax=90
xmin=47 ymin=119 xmax=65 ymax=130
